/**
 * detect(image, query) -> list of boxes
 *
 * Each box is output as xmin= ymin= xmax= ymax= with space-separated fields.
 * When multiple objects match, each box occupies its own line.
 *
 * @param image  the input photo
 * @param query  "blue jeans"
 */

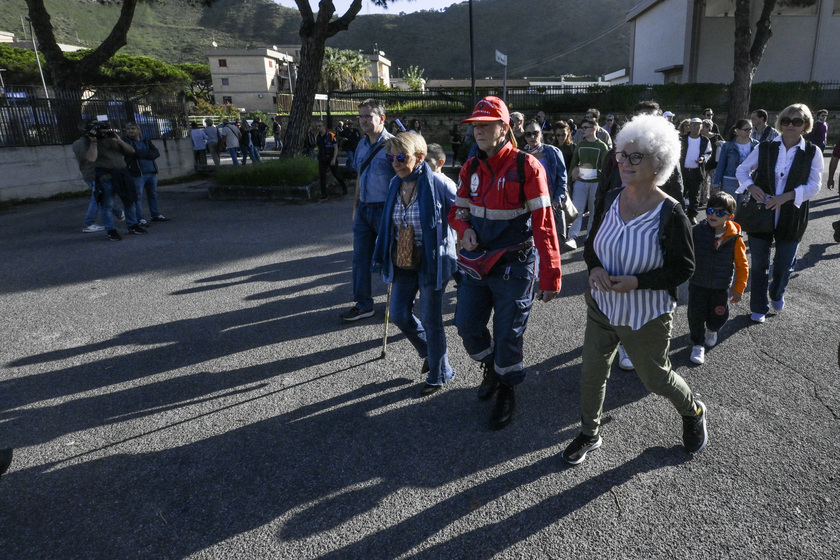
xmin=133 ymin=173 xmax=160 ymax=222
xmin=241 ymin=144 xmax=259 ymax=164
xmin=84 ymin=179 xmax=123 ymax=226
xmin=345 ymin=150 xmax=356 ymax=171
xmin=748 ymin=235 xmax=799 ymax=315
xmin=391 ymin=267 xmax=455 ymax=386
xmin=228 ymin=147 xmax=240 ymax=165
xmin=454 ymin=249 xmax=537 ymax=385
xmin=352 ymin=201 xmax=385 ymax=311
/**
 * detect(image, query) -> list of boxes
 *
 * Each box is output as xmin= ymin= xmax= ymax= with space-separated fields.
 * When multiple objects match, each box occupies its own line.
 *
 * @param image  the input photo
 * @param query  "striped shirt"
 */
xmin=592 ymin=196 xmax=676 ymax=330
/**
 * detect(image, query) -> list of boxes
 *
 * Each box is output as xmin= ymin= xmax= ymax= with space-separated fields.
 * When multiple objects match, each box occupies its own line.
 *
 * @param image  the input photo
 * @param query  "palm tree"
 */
xmin=320 ymin=47 xmax=370 ymax=92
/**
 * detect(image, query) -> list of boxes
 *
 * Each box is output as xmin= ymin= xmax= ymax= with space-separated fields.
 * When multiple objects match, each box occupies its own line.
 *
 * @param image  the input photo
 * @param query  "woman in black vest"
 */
xmin=735 ymin=104 xmax=824 ymax=323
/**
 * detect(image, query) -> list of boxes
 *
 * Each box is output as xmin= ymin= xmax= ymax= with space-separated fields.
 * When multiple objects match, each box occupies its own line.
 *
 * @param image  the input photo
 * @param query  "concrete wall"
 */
xmin=0 ymin=137 xmax=195 ymax=201
xmin=630 ymin=0 xmax=689 ymax=85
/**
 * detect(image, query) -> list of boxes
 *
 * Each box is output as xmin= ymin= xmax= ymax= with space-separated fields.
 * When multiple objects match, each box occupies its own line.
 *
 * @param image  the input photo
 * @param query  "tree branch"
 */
xmin=750 ymin=0 xmax=777 ymax=65
xmin=328 ymin=0 xmax=364 ymax=37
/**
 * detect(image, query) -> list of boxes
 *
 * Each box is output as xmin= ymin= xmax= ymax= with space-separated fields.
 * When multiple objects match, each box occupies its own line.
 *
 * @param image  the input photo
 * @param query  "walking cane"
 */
xmin=380 ymin=282 xmax=392 ymax=359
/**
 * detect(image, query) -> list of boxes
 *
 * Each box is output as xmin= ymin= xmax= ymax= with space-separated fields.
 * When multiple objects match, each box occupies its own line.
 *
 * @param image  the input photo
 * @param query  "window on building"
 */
xmin=272 ymin=96 xmax=277 ymax=105
xmin=222 ymin=96 xmax=233 ymax=105
xmin=218 ymin=59 xmax=227 ymax=67
xmin=270 ymin=78 xmax=275 ymax=86
xmin=221 ymin=78 xmax=229 ymax=86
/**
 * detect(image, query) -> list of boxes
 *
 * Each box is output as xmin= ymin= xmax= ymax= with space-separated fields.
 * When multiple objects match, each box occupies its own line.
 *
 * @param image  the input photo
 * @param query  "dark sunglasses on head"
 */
xmin=524 ymin=131 xmax=540 ymax=137
xmin=386 ymin=153 xmax=408 ymax=163
xmin=706 ymin=207 xmax=730 ymax=217
xmin=704 ymin=112 xmax=713 ymax=116
xmin=780 ymin=117 xmax=805 ymax=127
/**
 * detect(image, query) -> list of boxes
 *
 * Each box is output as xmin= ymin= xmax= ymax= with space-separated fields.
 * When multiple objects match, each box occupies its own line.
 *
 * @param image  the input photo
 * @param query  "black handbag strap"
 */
xmin=358 ymin=143 xmax=385 ymax=177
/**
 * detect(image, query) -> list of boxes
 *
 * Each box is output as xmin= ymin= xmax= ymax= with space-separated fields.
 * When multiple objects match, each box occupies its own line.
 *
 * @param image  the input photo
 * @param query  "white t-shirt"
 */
xmin=684 ymin=136 xmax=702 ymax=168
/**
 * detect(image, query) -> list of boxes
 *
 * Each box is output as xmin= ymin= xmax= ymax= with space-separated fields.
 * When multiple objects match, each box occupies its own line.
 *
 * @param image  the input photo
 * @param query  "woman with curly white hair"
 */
xmin=562 ymin=114 xmax=707 ymax=465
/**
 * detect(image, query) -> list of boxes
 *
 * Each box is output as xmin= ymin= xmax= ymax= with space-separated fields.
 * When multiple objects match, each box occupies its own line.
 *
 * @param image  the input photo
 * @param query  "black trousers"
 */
xmin=318 ymin=160 xmax=347 ymax=197
xmin=687 ymin=284 xmax=730 ymax=345
xmin=682 ymin=167 xmax=704 ymax=219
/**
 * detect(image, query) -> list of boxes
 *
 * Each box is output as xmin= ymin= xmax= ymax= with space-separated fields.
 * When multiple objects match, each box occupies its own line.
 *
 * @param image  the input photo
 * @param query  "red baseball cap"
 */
xmin=461 ymin=96 xmax=510 ymax=124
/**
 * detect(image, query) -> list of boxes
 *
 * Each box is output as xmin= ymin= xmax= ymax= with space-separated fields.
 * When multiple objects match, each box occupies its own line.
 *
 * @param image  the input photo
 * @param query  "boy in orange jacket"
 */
xmin=688 ymin=192 xmax=749 ymax=365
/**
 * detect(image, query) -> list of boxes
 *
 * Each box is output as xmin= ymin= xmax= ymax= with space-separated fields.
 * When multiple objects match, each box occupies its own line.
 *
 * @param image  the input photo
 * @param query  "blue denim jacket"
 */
xmin=354 ymin=130 xmax=395 ymax=203
xmin=533 ymin=143 xmax=568 ymax=202
xmin=371 ymin=162 xmax=458 ymax=290
xmin=713 ymin=139 xmax=758 ymax=186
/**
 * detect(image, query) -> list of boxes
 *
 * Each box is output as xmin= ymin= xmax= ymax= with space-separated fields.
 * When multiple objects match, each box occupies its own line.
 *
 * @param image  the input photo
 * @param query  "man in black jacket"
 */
xmin=680 ymin=118 xmax=712 ymax=223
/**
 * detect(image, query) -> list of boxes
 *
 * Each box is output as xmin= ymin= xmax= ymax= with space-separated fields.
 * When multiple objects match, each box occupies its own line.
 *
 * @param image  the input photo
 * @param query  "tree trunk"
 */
xmin=282 ymin=36 xmax=325 ymax=155
xmin=726 ymin=0 xmax=777 ymax=131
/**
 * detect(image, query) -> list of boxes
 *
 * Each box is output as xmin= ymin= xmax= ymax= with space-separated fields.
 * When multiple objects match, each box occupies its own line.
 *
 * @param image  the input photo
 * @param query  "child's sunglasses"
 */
xmin=706 ymin=207 xmax=730 ymax=217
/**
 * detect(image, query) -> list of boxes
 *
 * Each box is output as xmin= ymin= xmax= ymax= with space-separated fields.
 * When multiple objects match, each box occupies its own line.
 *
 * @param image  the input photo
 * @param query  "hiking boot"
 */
xmin=489 ymin=383 xmax=515 ymax=430
xmin=106 ymin=229 xmax=122 ymax=241
xmin=477 ymin=362 xmax=499 ymax=401
xmin=683 ymin=400 xmax=708 ymax=453
xmin=339 ymin=306 xmax=374 ymax=322
xmin=561 ymin=433 xmax=602 ymax=465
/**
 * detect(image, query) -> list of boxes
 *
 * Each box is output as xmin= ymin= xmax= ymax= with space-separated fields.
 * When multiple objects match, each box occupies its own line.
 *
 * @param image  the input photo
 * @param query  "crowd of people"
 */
xmin=336 ymin=95 xmax=835 ymax=466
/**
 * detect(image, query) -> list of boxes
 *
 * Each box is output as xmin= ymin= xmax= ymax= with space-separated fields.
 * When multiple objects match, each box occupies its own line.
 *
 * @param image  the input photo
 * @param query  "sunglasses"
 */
xmin=386 ymin=153 xmax=408 ymax=163
xmin=706 ymin=207 xmax=730 ymax=217
xmin=779 ymin=117 xmax=805 ymax=127
xmin=615 ymin=151 xmax=645 ymax=165
xmin=524 ymin=131 xmax=540 ymax=137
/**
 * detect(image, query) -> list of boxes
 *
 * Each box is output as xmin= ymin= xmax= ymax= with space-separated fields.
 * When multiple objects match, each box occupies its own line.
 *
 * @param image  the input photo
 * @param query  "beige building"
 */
xmin=627 ymin=0 xmax=840 ymax=84
xmin=367 ymin=51 xmax=392 ymax=86
xmin=205 ymin=47 xmax=295 ymax=113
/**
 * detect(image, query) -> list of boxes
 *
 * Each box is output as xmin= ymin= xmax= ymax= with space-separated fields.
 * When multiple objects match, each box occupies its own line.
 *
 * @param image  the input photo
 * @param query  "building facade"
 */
xmin=627 ymin=0 xmax=840 ymax=84
xmin=205 ymin=47 xmax=295 ymax=113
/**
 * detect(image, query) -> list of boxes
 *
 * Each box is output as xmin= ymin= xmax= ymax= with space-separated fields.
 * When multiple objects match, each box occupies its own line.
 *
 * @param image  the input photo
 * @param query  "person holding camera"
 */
xmin=78 ymin=119 xmax=145 ymax=240
xmin=124 ymin=122 xmax=168 ymax=225
xmin=72 ymin=121 xmax=125 ymax=232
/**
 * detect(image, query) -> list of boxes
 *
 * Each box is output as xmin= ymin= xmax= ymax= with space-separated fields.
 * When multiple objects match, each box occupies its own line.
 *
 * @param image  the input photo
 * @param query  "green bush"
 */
xmin=216 ymin=157 xmax=318 ymax=187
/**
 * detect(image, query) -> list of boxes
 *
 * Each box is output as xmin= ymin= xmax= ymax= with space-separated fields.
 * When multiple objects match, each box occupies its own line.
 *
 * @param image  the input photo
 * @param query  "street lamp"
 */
xmin=25 ymin=16 xmax=50 ymax=100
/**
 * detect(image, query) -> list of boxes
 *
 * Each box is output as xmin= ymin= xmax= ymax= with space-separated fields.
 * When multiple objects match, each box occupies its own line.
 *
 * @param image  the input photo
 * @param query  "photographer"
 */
xmin=72 ymin=121 xmax=125 ymax=232
xmin=81 ymin=119 xmax=145 ymax=240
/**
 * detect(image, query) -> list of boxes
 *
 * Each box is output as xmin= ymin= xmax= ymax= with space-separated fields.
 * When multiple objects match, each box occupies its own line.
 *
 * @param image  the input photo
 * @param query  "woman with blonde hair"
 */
xmin=735 ymin=103 xmax=823 ymax=323
xmin=371 ymin=132 xmax=458 ymax=396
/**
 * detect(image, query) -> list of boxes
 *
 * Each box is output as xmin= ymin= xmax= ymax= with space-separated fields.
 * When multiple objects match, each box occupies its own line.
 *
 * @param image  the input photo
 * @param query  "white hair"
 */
xmin=614 ymin=114 xmax=680 ymax=187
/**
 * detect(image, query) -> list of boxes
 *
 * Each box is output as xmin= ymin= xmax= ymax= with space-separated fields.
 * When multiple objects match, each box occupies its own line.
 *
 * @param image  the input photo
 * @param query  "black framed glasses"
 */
xmin=386 ymin=153 xmax=408 ymax=163
xmin=615 ymin=151 xmax=645 ymax=165
xmin=706 ymin=207 xmax=730 ymax=217
xmin=779 ymin=117 xmax=805 ymax=127
xmin=524 ymin=131 xmax=540 ymax=138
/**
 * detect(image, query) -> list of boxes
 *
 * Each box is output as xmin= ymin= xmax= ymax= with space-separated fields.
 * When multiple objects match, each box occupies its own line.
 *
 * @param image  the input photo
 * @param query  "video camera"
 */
xmin=85 ymin=116 xmax=118 ymax=139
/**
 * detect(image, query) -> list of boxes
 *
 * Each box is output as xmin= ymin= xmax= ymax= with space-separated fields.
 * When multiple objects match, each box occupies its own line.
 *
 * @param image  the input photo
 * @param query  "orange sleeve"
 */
xmin=732 ymin=236 xmax=749 ymax=294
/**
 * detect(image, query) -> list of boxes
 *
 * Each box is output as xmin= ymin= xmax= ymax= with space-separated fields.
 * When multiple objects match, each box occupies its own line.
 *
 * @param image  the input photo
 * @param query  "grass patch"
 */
xmin=215 ymin=157 xmax=318 ymax=187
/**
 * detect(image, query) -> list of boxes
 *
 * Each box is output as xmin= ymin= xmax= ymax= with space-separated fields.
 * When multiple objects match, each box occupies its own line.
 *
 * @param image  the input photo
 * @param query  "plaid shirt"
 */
xmin=392 ymin=189 xmax=422 ymax=246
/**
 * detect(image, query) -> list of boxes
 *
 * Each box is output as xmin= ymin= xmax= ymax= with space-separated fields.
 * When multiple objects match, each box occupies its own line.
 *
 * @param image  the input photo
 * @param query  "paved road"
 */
xmin=1 ymin=170 xmax=839 ymax=559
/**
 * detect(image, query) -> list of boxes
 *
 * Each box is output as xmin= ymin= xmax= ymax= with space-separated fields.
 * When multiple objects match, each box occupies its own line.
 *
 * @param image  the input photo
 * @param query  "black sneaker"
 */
xmin=561 ymin=433 xmax=603 ymax=465
xmin=683 ymin=400 xmax=708 ymax=453
xmin=339 ymin=306 xmax=374 ymax=322
xmin=151 ymin=215 xmax=170 ymax=222
xmin=477 ymin=362 xmax=499 ymax=401
xmin=0 ymin=448 xmax=12 ymax=479
xmin=106 ymin=229 xmax=122 ymax=241
xmin=833 ymin=221 xmax=840 ymax=243
xmin=129 ymin=224 xmax=148 ymax=234
xmin=420 ymin=358 xmax=430 ymax=375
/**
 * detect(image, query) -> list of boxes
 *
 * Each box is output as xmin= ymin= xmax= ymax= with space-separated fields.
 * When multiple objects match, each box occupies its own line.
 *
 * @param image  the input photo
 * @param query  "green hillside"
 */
xmin=0 ymin=0 xmax=636 ymax=81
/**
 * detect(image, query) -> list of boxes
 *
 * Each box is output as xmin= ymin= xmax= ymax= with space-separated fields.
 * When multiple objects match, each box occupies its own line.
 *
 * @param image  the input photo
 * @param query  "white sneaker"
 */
xmin=139 ymin=219 xmax=148 ymax=226
xmin=704 ymin=329 xmax=718 ymax=347
xmin=82 ymin=224 xmax=104 ymax=233
xmin=617 ymin=344 xmax=634 ymax=370
xmin=690 ymin=345 xmax=705 ymax=365
xmin=563 ymin=238 xmax=577 ymax=250
xmin=750 ymin=312 xmax=765 ymax=323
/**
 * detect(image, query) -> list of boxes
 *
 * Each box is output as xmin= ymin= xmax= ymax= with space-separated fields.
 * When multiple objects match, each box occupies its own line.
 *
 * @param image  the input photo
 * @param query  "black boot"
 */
xmin=477 ymin=362 xmax=499 ymax=400
xmin=489 ymin=383 xmax=515 ymax=430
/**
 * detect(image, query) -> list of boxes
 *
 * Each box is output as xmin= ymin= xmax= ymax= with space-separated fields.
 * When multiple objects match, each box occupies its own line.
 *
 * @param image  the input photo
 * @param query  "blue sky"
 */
xmin=272 ymin=0 xmax=460 ymax=16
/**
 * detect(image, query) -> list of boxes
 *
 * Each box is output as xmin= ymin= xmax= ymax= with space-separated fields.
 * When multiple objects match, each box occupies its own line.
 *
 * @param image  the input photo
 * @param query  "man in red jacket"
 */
xmin=449 ymin=96 xmax=562 ymax=430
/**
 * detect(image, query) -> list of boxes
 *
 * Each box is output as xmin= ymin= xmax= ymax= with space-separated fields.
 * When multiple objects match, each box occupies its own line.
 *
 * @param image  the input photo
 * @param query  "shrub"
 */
xmin=215 ymin=157 xmax=318 ymax=187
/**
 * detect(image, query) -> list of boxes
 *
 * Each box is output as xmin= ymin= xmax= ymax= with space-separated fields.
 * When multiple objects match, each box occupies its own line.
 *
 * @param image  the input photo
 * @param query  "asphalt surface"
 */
xmin=1 ymin=166 xmax=839 ymax=559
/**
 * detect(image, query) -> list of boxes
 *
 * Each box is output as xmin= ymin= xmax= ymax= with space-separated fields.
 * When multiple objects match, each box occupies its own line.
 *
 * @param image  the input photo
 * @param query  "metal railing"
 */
xmin=0 ymin=86 xmax=189 ymax=148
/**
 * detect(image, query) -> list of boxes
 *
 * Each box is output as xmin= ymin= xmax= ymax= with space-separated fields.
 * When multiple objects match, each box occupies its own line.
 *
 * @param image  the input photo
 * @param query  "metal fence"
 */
xmin=330 ymin=81 xmax=840 ymax=116
xmin=0 ymin=86 xmax=189 ymax=148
